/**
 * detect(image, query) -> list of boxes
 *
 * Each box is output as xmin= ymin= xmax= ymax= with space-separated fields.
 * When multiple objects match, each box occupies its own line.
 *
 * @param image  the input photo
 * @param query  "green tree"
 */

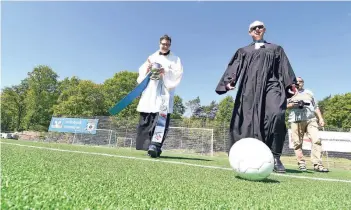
xmin=320 ymin=93 xmax=351 ymax=129
xmin=215 ymin=96 xmax=235 ymax=125
xmin=203 ymin=100 xmax=218 ymax=120
xmin=23 ymin=65 xmax=59 ymax=131
xmin=53 ymin=79 xmax=105 ymax=117
xmin=1 ymin=80 xmax=29 ymax=131
xmin=102 ymin=71 xmax=140 ymax=126
xmin=171 ymin=95 xmax=186 ymax=119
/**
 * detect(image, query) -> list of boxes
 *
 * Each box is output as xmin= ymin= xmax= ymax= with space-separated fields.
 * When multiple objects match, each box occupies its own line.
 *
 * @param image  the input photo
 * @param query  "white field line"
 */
xmin=2 ymin=142 xmax=351 ymax=184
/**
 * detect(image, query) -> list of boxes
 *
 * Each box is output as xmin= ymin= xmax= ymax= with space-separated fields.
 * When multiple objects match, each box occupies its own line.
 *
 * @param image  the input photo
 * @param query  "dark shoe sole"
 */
xmin=314 ymin=169 xmax=329 ymax=172
xmin=147 ymin=149 xmax=159 ymax=158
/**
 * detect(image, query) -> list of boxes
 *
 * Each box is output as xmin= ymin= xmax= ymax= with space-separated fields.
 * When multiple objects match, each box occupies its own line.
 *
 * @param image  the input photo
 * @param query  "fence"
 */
xmin=44 ymin=126 xmax=215 ymax=156
xmin=15 ymin=116 xmax=351 ymax=161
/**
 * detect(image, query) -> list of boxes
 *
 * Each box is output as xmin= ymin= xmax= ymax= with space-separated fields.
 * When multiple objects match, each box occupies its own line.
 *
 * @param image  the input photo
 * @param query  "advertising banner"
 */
xmin=48 ymin=117 xmax=99 ymax=134
xmin=288 ymin=129 xmax=351 ymax=153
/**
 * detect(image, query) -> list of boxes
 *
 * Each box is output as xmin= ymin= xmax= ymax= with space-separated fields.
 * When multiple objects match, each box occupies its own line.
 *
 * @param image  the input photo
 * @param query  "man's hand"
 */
xmin=159 ymin=68 xmax=165 ymax=76
xmin=287 ymin=102 xmax=296 ymax=109
xmin=146 ymin=59 xmax=152 ymax=73
xmin=226 ymin=83 xmax=235 ymax=90
xmin=319 ymin=118 xmax=325 ymax=127
xmin=315 ymin=108 xmax=325 ymax=127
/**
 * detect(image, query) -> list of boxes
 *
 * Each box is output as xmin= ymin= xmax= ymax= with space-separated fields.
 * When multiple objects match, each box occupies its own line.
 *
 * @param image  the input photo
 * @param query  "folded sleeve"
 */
xmin=215 ymin=49 xmax=245 ymax=95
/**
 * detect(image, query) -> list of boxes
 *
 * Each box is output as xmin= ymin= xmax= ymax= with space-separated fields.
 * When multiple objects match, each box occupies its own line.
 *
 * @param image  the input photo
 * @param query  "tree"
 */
xmin=203 ymin=100 xmax=218 ymax=120
xmin=185 ymin=96 xmax=215 ymax=119
xmin=23 ymin=65 xmax=59 ymax=131
xmin=0 ymin=80 xmax=29 ymax=131
xmin=171 ymin=95 xmax=186 ymax=119
xmin=53 ymin=79 xmax=106 ymax=117
xmin=215 ymin=96 xmax=235 ymax=125
xmin=320 ymin=93 xmax=351 ymax=129
xmin=56 ymin=76 xmax=81 ymax=101
xmin=185 ymin=96 xmax=201 ymax=118
xmin=102 ymin=71 xmax=140 ymax=126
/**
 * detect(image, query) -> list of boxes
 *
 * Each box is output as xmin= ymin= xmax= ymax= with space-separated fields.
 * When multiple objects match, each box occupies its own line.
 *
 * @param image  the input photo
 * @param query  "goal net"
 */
xmin=46 ymin=126 xmax=214 ymax=156
xmin=155 ymin=126 xmax=214 ymax=156
xmin=108 ymin=126 xmax=214 ymax=156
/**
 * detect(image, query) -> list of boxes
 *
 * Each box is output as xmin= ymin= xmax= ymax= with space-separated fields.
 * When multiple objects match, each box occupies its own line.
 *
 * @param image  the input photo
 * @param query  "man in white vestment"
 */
xmin=135 ymin=34 xmax=183 ymax=158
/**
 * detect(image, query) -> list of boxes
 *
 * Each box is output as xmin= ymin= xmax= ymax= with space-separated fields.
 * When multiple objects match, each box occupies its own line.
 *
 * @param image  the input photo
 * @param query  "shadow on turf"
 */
xmin=285 ymin=169 xmax=313 ymax=174
xmin=159 ymin=156 xmax=213 ymax=161
xmin=235 ymin=176 xmax=280 ymax=183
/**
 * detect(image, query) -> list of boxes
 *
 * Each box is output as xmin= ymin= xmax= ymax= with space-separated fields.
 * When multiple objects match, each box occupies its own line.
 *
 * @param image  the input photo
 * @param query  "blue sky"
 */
xmin=2 ymin=1 xmax=351 ymax=111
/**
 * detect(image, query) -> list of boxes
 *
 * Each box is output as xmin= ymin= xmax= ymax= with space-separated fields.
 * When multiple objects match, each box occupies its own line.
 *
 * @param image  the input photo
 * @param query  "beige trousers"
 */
xmin=291 ymin=118 xmax=323 ymax=165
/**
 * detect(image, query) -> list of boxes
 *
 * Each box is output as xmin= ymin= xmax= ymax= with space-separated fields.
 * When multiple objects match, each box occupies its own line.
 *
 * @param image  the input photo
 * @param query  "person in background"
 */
xmin=287 ymin=76 xmax=329 ymax=172
xmin=135 ymin=34 xmax=184 ymax=158
xmin=215 ymin=20 xmax=298 ymax=173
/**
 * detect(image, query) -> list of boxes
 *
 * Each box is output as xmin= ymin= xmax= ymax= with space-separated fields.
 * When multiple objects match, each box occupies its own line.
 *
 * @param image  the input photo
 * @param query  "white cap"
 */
xmin=249 ymin=20 xmax=265 ymax=31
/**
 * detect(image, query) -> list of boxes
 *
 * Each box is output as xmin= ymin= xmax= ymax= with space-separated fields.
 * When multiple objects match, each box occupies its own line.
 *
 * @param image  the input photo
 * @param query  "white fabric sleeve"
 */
xmin=162 ymin=56 xmax=183 ymax=89
xmin=137 ymin=57 xmax=150 ymax=84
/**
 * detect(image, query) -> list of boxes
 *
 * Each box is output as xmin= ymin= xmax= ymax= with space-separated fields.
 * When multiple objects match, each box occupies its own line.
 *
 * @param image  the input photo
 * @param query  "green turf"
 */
xmin=1 ymin=139 xmax=351 ymax=209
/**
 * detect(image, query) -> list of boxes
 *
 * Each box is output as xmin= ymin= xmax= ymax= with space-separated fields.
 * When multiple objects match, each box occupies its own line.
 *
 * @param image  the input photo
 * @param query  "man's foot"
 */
xmin=298 ymin=162 xmax=307 ymax=172
xmin=147 ymin=145 xmax=162 ymax=158
xmin=314 ymin=164 xmax=329 ymax=172
xmin=273 ymin=157 xmax=286 ymax=173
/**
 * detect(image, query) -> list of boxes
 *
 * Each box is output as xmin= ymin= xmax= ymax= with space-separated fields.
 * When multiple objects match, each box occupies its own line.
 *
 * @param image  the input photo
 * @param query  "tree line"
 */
xmin=1 ymin=65 xmax=350 ymax=132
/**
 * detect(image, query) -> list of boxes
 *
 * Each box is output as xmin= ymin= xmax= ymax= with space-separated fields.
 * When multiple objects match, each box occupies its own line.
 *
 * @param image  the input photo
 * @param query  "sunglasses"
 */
xmin=160 ymin=42 xmax=170 ymax=46
xmin=250 ymin=25 xmax=264 ymax=31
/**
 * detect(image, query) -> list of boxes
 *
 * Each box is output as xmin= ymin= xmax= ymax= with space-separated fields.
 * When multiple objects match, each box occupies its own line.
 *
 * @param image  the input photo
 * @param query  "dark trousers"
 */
xmin=135 ymin=112 xmax=171 ymax=151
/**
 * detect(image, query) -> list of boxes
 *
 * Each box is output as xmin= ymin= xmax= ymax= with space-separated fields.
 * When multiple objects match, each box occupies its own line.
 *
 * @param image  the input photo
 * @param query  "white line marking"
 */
xmin=2 ymin=142 xmax=351 ymax=184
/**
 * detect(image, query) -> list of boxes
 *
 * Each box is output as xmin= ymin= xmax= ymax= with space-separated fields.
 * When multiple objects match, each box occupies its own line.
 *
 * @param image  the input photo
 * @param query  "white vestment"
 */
xmin=136 ymin=50 xmax=183 ymax=114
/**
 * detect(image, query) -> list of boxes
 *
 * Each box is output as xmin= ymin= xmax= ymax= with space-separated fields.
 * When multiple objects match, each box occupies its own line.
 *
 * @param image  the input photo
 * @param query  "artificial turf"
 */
xmin=1 ymin=139 xmax=350 ymax=209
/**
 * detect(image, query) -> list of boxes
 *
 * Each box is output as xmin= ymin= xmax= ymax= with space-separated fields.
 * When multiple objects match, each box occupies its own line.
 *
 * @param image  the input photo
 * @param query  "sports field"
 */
xmin=1 ymin=139 xmax=351 ymax=209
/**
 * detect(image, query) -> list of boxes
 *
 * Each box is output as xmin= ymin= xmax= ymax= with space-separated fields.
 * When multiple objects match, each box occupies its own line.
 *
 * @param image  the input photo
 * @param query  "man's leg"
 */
xmin=147 ymin=113 xmax=170 ymax=158
xmin=160 ymin=113 xmax=171 ymax=148
xmin=264 ymin=89 xmax=288 ymax=173
xmin=306 ymin=119 xmax=329 ymax=172
xmin=291 ymin=121 xmax=307 ymax=171
xmin=136 ymin=112 xmax=157 ymax=151
xmin=148 ymin=114 xmax=171 ymax=157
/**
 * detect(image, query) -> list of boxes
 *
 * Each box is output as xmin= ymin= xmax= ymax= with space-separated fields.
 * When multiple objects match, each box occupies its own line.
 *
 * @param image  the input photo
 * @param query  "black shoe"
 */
xmin=147 ymin=145 xmax=161 ymax=158
xmin=273 ymin=157 xmax=286 ymax=173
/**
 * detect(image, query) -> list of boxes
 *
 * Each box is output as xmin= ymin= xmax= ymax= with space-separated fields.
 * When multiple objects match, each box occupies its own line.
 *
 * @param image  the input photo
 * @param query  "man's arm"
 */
xmin=315 ymin=108 xmax=324 ymax=125
xmin=215 ymin=49 xmax=244 ymax=95
xmin=286 ymin=95 xmax=299 ymax=109
xmin=311 ymin=92 xmax=325 ymax=126
xmin=277 ymin=46 xmax=298 ymax=99
xmin=287 ymin=102 xmax=299 ymax=109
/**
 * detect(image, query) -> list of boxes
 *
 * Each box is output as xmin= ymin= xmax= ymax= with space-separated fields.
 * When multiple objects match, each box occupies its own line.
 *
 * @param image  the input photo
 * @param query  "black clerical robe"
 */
xmin=215 ymin=42 xmax=297 ymax=156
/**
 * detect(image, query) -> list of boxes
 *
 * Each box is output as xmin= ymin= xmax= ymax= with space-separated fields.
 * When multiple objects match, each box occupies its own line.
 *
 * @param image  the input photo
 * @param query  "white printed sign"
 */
xmin=288 ymin=129 xmax=351 ymax=153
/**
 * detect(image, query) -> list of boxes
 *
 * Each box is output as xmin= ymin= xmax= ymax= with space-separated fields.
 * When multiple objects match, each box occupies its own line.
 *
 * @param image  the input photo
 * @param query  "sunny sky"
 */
xmin=2 ymin=1 xmax=351 ymax=111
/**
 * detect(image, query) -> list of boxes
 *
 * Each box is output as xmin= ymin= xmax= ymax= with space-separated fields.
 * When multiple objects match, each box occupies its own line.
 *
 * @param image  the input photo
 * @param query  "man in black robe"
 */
xmin=215 ymin=20 xmax=297 ymax=173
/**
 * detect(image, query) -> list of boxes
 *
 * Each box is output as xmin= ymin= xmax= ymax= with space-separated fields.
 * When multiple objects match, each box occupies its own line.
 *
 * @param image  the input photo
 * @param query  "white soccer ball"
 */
xmin=229 ymin=138 xmax=274 ymax=181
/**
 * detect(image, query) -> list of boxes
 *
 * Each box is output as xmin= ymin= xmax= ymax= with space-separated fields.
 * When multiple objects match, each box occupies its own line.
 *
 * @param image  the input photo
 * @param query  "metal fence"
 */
xmin=14 ymin=116 xmax=351 ymax=162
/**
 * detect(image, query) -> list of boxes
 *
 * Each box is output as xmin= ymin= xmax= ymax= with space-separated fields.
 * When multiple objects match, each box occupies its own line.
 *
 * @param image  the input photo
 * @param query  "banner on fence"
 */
xmin=288 ymin=129 xmax=351 ymax=153
xmin=48 ymin=117 xmax=99 ymax=134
